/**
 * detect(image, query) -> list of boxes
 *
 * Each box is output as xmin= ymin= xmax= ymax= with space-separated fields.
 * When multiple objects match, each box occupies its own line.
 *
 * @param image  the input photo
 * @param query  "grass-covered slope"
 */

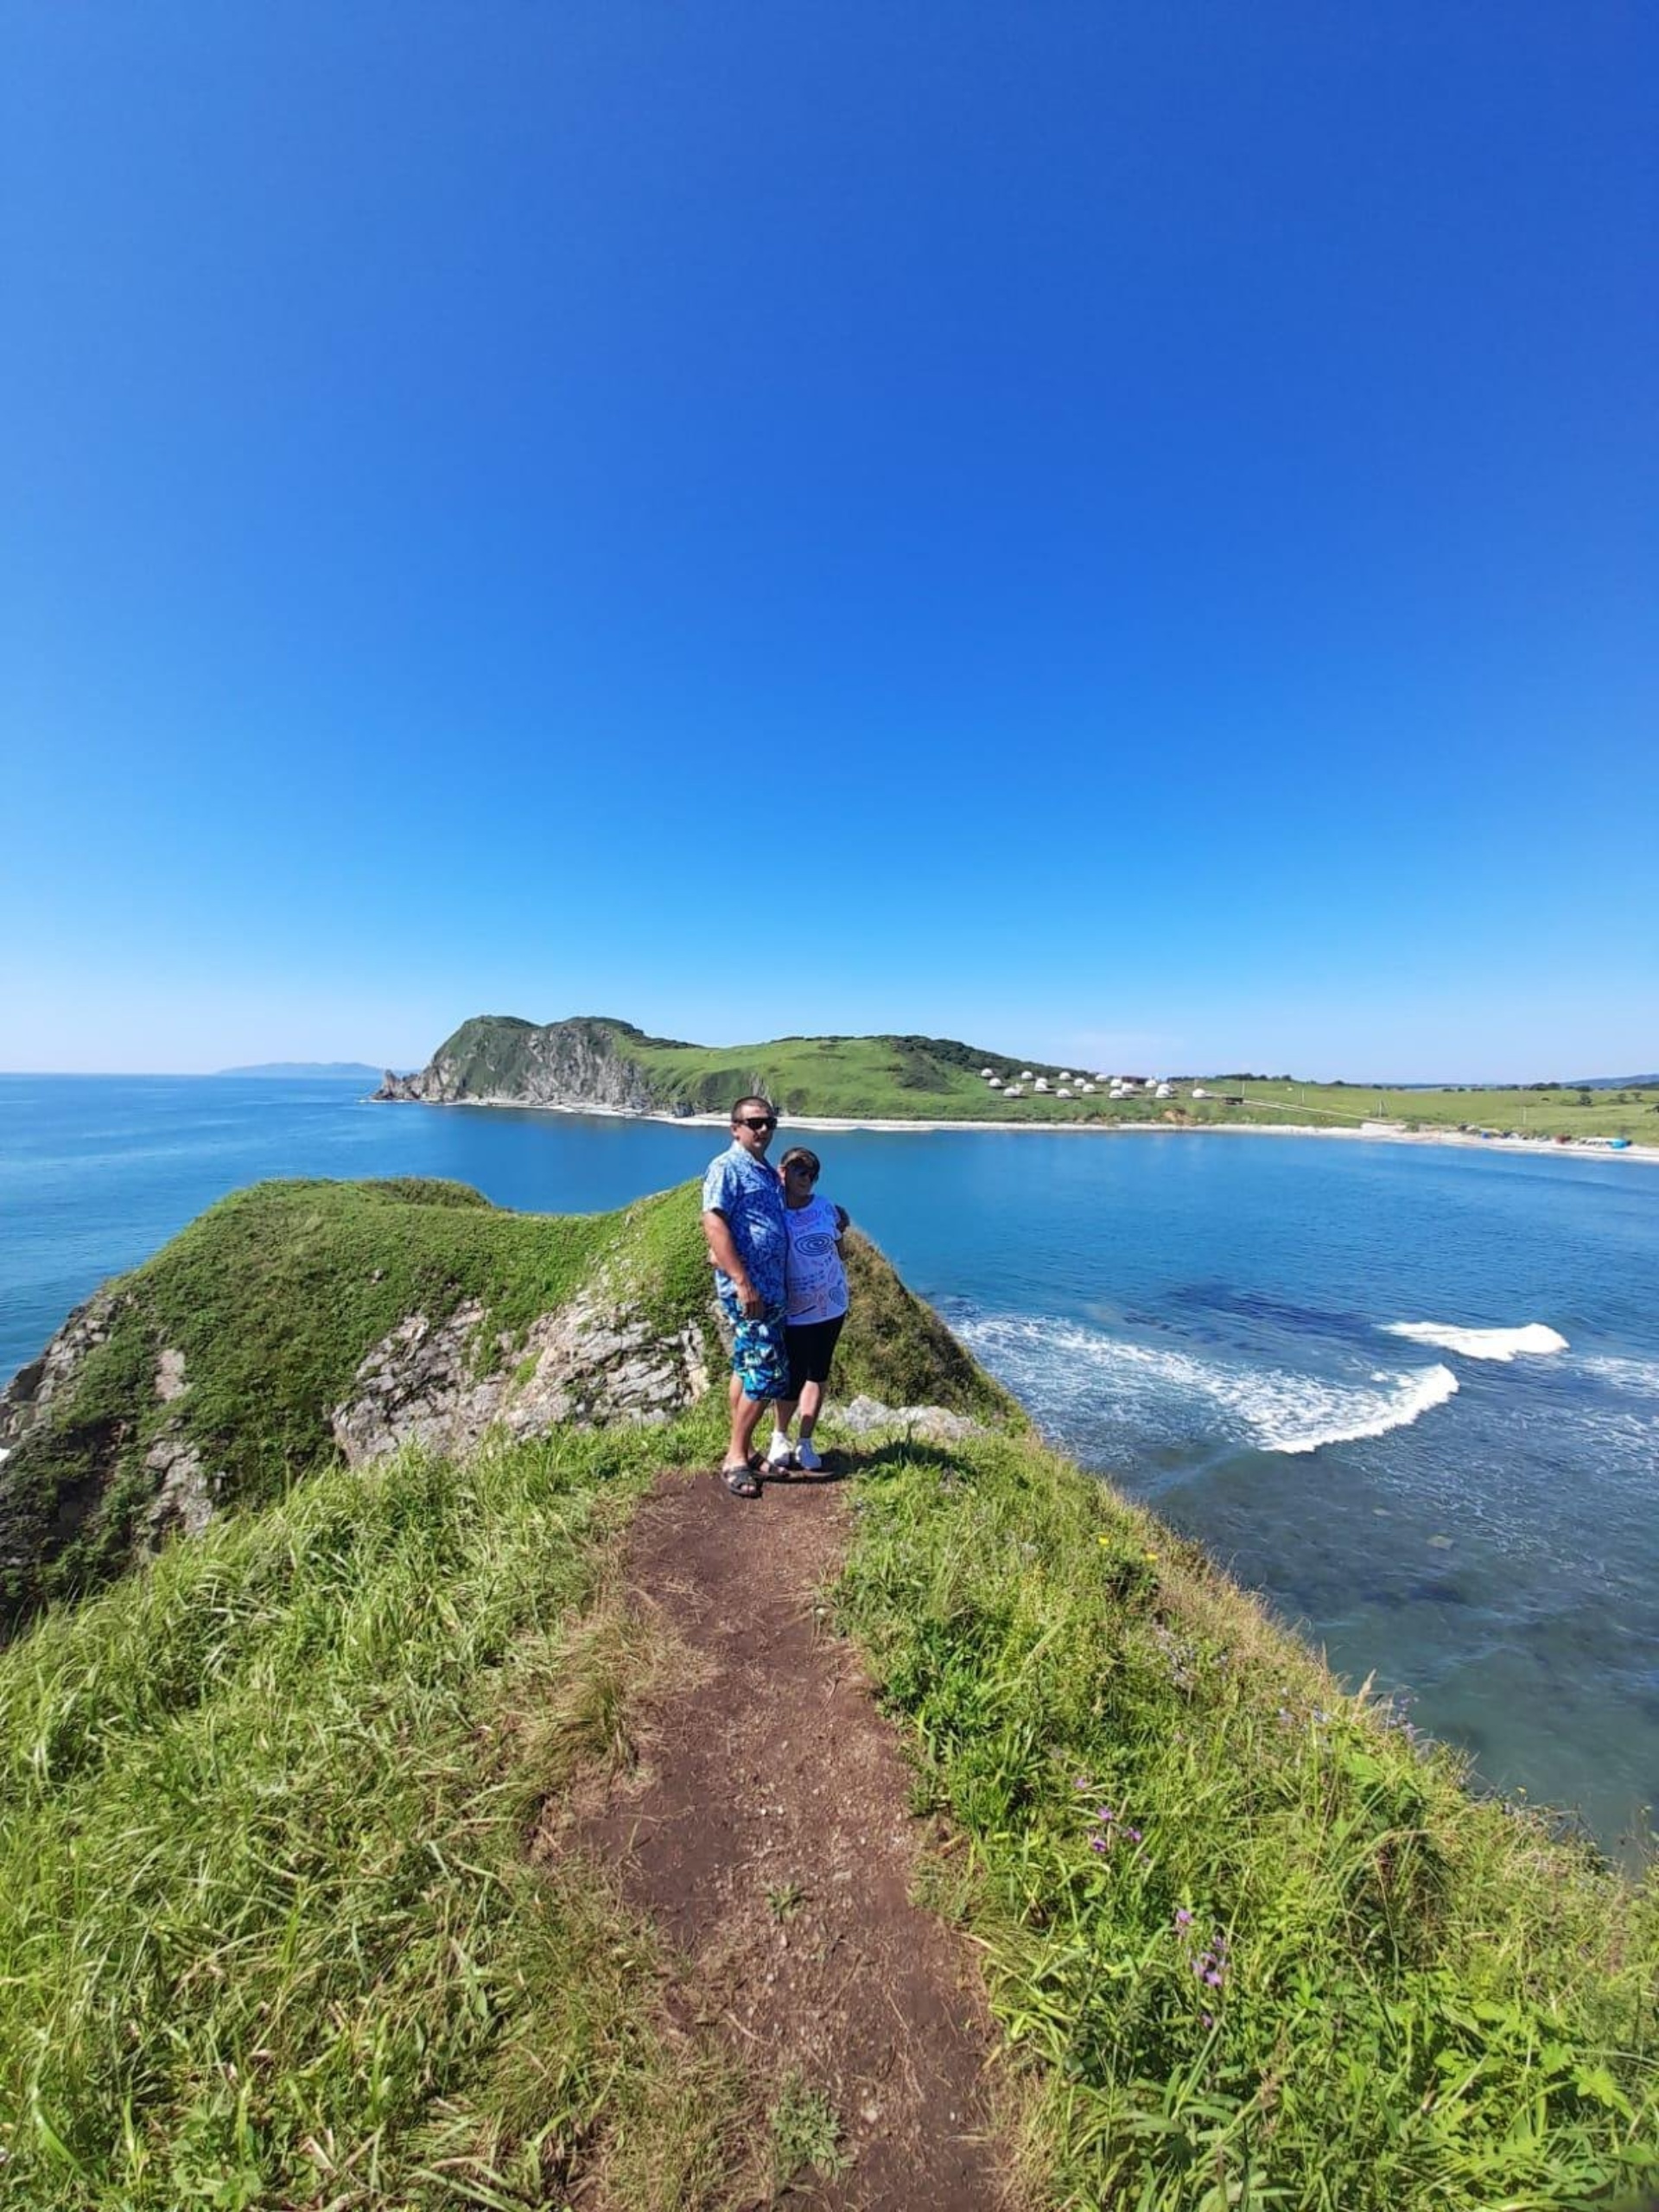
xmin=1 ymin=1415 xmax=1654 ymax=2208
xmin=0 ymin=1198 xmax=1654 ymax=2207
xmin=0 ymin=1419 xmax=728 ymax=2210
xmin=391 ymin=1014 xmax=1659 ymax=1140
xmin=394 ymin=1012 xmax=1071 ymax=1120
xmin=837 ymin=1434 xmax=1659 ymax=2209
xmin=0 ymin=1176 xmax=1013 ymax=1633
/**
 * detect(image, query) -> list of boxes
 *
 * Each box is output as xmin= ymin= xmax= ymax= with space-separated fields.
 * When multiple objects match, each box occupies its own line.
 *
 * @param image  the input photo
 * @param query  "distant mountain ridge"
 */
xmin=1568 ymin=1073 xmax=1659 ymax=1090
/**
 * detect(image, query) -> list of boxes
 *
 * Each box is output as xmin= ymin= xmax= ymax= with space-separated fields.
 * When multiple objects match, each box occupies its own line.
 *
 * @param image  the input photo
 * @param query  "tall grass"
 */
xmin=7 ymin=1360 xmax=1656 ymax=2208
xmin=0 ymin=1406 xmax=741 ymax=2209
xmin=834 ymin=1430 xmax=1659 ymax=2210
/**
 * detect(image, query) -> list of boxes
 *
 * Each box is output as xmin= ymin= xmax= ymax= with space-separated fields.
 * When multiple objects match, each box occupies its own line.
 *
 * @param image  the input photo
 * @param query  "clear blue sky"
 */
xmin=3 ymin=3 xmax=1653 ymax=1080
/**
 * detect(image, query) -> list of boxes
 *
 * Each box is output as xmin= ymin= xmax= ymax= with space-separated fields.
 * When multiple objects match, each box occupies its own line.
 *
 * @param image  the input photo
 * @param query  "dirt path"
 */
xmin=568 ymin=1463 xmax=1011 ymax=2210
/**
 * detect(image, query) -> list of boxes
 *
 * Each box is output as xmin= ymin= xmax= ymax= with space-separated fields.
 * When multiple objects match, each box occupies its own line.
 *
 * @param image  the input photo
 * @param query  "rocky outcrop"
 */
xmin=375 ymin=1015 xmax=702 ymax=1116
xmin=140 ymin=1434 xmax=217 ymax=1541
xmin=332 ymin=1286 xmax=715 ymax=1467
xmin=833 ymin=1395 xmax=985 ymax=1445
xmin=0 ymin=1287 xmax=125 ymax=1458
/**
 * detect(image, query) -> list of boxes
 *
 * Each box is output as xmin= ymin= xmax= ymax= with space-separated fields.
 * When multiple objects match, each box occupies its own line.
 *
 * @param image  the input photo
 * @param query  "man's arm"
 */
xmin=702 ymin=1209 xmax=763 ymax=1317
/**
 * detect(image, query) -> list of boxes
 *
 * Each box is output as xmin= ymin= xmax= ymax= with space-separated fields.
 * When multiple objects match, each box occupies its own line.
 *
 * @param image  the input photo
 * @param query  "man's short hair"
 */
xmin=731 ymin=1094 xmax=774 ymax=1123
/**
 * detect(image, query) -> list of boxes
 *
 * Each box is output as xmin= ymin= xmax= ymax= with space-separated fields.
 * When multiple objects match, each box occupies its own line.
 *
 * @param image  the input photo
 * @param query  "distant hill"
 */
xmin=1568 ymin=1073 xmax=1659 ymax=1090
xmin=372 ymin=1015 xmax=1658 ymax=1141
xmin=216 ymin=1061 xmax=383 ymax=1081
xmin=373 ymin=1014 xmax=1075 ymax=1120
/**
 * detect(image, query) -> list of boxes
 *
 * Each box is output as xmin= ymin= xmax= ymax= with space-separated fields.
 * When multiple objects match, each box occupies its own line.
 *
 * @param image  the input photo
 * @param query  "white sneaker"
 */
xmin=764 ymin=1432 xmax=796 ymax=1471
xmin=794 ymin=1436 xmax=823 ymax=1473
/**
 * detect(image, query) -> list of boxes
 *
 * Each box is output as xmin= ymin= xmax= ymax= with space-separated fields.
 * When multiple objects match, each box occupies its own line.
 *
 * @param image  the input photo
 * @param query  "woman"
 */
xmin=763 ymin=1147 xmax=849 ymax=1476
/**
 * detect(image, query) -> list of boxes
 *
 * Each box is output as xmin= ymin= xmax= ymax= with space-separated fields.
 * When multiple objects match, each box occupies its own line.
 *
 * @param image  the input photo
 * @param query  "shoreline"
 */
xmin=375 ymin=1093 xmax=1659 ymax=1164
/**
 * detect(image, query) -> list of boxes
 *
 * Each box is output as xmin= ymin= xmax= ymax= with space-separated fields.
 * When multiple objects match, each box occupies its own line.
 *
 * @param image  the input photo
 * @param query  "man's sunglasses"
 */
xmin=737 ymin=1115 xmax=777 ymax=1131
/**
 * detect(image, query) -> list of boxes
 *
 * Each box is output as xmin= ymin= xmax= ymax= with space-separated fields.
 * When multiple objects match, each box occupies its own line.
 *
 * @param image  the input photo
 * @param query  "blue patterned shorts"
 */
xmin=718 ymin=1289 xmax=791 ymax=1402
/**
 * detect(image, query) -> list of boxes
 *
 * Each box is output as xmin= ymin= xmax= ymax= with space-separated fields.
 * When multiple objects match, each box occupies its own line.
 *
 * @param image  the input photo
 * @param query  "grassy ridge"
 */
xmin=416 ymin=1015 xmax=1659 ymax=1139
xmin=836 ymin=1432 xmax=1659 ymax=2209
xmin=0 ymin=1415 xmax=751 ymax=2209
xmin=1 ymin=1412 xmax=1653 ymax=2207
xmin=1 ymin=1177 xmax=1014 ymax=1631
xmin=0 ymin=1179 xmax=621 ymax=1625
xmin=3 ymin=1181 xmax=1654 ymax=2204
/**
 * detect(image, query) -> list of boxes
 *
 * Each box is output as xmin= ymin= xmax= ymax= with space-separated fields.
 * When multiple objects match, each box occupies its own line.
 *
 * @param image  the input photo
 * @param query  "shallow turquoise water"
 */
xmin=2 ymin=1075 xmax=1656 ymax=1856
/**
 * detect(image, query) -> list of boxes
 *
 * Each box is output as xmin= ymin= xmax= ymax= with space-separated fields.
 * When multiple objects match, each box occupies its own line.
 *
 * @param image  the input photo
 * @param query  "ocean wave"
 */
xmin=957 ymin=1314 xmax=1459 ymax=1456
xmin=1382 ymin=1320 xmax=1568 ymax=1362
xmin=1579 ymin=1354 xmax=1659 ymax=1402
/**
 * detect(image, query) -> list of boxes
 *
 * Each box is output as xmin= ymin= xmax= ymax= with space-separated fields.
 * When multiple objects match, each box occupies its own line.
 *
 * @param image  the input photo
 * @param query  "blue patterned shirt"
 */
xmin=702 ymin=1141 xmax=787 ymax=1310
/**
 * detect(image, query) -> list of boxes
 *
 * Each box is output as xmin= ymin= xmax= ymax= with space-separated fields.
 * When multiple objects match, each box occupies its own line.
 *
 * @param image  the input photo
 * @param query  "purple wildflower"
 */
xmin=1175 ymin=1909 xmax=1193 ymax=1928
xmin=1205 ymin=1968 xmax=1223 ymax=1986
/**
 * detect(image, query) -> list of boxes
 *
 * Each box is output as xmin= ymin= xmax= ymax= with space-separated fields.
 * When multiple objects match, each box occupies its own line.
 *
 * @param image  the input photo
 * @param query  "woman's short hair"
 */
xmin=779 ymin=1146 xmax=821 ymax=1179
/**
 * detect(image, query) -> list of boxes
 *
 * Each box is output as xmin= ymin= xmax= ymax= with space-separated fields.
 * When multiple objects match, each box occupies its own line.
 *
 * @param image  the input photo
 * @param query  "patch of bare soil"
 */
xmin=560 ymin=1463 xmax=1012 ymax=2211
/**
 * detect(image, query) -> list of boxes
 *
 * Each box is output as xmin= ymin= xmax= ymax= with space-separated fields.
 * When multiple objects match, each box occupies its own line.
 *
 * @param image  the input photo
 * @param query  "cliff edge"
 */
xmin=0 ymin=1173 xmax=1012 ymax=1635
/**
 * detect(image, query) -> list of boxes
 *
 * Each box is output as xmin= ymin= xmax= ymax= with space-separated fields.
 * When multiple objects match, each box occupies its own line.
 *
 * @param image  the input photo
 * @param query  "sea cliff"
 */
xmin=374 ymin=1014 xmax=715 ymax=1115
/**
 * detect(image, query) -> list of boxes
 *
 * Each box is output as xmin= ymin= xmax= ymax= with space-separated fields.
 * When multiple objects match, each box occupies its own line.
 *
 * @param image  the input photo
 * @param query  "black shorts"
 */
xmin=785 ymin=1314 xmax=845 ymax=1395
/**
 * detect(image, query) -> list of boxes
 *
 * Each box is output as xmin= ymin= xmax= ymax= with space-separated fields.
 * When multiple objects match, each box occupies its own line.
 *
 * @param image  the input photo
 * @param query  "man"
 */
xmin=702 ymin=1094 xmax=790 ymax=1497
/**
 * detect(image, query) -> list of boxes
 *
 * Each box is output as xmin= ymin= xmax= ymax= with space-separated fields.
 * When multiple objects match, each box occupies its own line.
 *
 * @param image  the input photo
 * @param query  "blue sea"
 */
xmin=3 ymin=1074 xmax=1656 ymax=1859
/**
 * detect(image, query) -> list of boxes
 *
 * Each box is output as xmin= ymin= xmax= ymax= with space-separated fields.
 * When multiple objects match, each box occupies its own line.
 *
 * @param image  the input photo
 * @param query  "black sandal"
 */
xmin=722 ymin=1461 xmax=762 ymax=1498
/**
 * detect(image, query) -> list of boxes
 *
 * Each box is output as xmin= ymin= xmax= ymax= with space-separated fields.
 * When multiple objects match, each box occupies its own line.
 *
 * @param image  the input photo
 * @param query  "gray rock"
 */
xmin=1 ymin=1288 xmax=124 ymax=1454
xmin=832 ymin=1395 xmax=982 ymax=1444
xmin=330 ymin=1286 xmax=717 ymax=1466
xmin=140 ymin=1432 xmax=217 ymax=1541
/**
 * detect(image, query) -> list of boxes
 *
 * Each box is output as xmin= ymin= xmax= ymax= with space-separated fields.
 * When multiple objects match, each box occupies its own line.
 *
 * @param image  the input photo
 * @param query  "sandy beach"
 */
xmin=389 ymin=1093 xmax=1659 ymax=1164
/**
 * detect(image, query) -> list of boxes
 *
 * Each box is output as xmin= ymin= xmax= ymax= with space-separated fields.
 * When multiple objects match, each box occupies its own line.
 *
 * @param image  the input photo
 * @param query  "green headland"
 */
xmin=0 ymin=1179 xmax=1654 ymax=2206
xmin=375 ymin=1014 xmax=1659 ymax=1146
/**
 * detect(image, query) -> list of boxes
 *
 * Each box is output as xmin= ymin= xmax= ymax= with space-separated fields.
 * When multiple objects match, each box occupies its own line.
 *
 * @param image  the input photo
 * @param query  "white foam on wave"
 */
xmin=1382 ymin=1320 xmax=1568 ymax=1362
xmin=1580 ymin=1354 xmax=1659 ymax=1401
xmin=957 ymin=1314 xmax=1459 ymax=1456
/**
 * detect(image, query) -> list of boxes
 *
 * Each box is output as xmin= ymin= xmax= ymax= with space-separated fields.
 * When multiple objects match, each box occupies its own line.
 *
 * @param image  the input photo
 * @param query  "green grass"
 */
xmin=1204 ymin=1079 xmax=1659 ymax=1143
xmin=1 ymin=1173 xmax=1013 ymax=1635
xmin=766 ymin=2073 xmax=849 ymax=2192
xmin=833 ymin=1428 xmax=1659 ymax=2210
xmin=1 ymin=1178 xmax=630 ymax=1625
xmin=409 ymin=1015 xmax=1659 ymax=1139
xmin=5 ymin=1180 xmax=1655 ymax=2208
xmin=764 ymin=1878 xmax=807 ymax=1924
xmin=0 ymin=1405 xmax=753 ymax=2209
xmin=3 ymin=1404 xmax=1655 ymax=2207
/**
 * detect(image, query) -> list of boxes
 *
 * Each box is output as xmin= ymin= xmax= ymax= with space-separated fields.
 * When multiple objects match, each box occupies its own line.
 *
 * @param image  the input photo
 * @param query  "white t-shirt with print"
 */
xmin=783 ymin=1195 xmax=849 ymax=1324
